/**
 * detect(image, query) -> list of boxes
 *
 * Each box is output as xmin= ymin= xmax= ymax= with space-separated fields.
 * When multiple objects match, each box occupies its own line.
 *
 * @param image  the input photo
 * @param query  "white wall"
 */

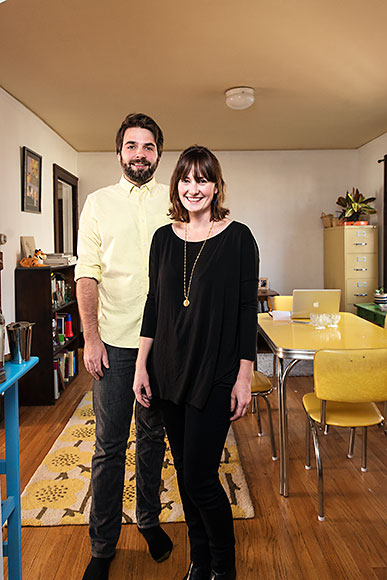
xmin=0 ymin=88 xmax=78 ymax=330
xmin=78 ymin=149 xmax=359 ymax=294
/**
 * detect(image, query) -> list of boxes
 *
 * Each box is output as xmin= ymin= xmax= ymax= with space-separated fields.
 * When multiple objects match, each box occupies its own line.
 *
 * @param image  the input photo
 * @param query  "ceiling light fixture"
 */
xmin=225 ymin=87 xmax=255 ymax=110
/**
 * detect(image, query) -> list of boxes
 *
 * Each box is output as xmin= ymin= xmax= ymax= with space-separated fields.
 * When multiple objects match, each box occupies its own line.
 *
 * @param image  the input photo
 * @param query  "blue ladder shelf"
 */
xmin=0 ymin=358 xmax=38 ymax=580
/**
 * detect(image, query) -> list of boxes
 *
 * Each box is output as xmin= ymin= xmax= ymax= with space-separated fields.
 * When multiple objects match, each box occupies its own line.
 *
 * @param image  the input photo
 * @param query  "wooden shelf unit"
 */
xmin=14 ymin=264 xmax=80 ymax=405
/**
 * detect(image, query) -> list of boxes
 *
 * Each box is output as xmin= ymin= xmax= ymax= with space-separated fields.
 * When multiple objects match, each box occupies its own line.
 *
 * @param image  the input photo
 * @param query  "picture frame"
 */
xmin=21 ymin=147 xmax=42 ymax=213
xmin=20 ymin=236 xmax=36 ymax=258
xmin=258 ymin=277 xmax=269 ymax=289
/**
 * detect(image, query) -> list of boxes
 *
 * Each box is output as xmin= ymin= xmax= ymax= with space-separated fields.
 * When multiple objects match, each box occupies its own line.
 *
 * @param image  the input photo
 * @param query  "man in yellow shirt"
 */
xmin=76 ymin=113 xmax=171 ymax=580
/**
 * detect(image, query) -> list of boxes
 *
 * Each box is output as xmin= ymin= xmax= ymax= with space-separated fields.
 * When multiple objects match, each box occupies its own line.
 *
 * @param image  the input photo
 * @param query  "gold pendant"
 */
xmin=183 ymin=299 xmax=190 ymax=307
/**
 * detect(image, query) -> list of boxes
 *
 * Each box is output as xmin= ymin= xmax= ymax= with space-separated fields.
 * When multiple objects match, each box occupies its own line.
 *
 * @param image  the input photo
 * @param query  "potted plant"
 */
xmin=336 ymin=188 xmax=376 ymax=225
xmin=374 ymin=287 xmax=387 ymax=305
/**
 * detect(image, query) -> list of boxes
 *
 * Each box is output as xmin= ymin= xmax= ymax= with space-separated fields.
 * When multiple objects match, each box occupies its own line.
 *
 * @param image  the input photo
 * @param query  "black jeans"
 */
xmin=90 ymin=344 xmax=166 ymax=557
xmin=160 ymin=386 xmax=235 ymax=573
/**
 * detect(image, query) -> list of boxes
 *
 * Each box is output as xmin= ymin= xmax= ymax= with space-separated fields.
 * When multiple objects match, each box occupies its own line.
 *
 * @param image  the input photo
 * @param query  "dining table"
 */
xmin=257 ymin=311 xmax=387 ymax=497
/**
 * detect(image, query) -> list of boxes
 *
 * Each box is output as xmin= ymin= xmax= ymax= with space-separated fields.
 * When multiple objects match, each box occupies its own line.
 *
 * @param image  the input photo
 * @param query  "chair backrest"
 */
xmin=272 ymin=295 xmax=293 ymax=311
xmin=314 ymin=349 xmax=387 ymax=403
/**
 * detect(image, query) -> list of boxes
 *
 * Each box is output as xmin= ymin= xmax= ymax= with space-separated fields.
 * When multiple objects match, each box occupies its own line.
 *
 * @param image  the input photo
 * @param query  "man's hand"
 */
xmin=84 ymin=338 xmax=109 ymax=381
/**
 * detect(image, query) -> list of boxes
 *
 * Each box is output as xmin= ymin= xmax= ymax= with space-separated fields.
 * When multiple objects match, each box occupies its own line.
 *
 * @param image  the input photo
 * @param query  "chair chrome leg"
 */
xmin=347 ymin=427 xmax=355 ymax=459
xmin=262 ymin=395 xmax=278 ymax=460
xmin=305 ymin=416 xmax=311 ymax=470
xmin=251 ymin=395 xmax=257 ymax=414
xmin=361 ymin=427 xmax=368 ymax=472
xmin=273 ymin=355 xmax=277 ymax=378
xmin=311 ymin=421 xmax=324 ymax=521
xmin=256 ymin=398 xmax=263 ymax=436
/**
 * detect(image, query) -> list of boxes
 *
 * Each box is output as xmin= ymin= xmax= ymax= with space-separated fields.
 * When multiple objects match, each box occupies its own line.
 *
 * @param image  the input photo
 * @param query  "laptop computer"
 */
xmin=291 ymin=289 xmax=341 ymax=319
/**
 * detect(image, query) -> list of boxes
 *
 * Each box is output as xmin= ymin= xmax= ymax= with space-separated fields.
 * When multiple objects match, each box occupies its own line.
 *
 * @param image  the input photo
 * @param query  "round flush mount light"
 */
xmin=225 ymin=87 xmax=255 ymax=110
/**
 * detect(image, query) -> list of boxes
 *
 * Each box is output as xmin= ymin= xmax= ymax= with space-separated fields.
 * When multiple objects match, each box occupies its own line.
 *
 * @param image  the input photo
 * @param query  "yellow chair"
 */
xmin=347 ymin=314 xmax=387 ymax=453
xmin=268 ymin=295 xmax=293 ymax=376
xmin=270 ymin=295 xmax=293 ymax=312
xmin=251 ymin=371 xmax=277 ymax=460
xmin=303 ymin=348 xmax=387 ymax=521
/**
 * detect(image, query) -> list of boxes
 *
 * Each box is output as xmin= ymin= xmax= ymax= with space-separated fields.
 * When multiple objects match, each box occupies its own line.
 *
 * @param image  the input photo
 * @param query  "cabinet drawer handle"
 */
xmin=353 ymin=268 xmax=367 ymax=271
xmin=354 ymin=293 xmax=368 ymax=297
xmin=354 ymin=242 xmax=367 ymax=246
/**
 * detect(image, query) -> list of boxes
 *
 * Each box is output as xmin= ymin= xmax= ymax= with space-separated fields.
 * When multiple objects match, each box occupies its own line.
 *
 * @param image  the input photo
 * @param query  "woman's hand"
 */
xmin=133 ymin=367 xmax=152 ymax=408
xmin=230 ymin=359 xmax=253 ymax=421
xmin=133 ymin=336 xmax=154 ymax=407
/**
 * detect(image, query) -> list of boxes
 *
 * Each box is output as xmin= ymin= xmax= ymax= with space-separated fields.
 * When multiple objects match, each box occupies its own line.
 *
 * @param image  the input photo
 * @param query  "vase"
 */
xmin=374 ymin=293 xmax=387 ymax=305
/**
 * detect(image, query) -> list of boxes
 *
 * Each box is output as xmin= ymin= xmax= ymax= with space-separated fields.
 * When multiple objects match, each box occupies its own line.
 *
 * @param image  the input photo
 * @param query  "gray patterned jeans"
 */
xmin=89 ymin=343 xmax=166 ymax=558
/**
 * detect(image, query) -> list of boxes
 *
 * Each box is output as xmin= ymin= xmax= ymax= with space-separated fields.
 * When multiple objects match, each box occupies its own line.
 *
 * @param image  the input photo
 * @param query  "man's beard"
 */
xmin=121 ymin=157 xmax=158 ymax=186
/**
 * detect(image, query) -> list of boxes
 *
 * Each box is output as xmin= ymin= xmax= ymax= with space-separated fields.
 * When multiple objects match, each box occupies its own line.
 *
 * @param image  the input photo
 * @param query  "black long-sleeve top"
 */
xmin=140 ymin=221 xmax=259 ymax=409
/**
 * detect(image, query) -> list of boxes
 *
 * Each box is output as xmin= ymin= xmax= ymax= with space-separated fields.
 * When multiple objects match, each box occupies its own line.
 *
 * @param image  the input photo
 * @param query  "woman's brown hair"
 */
xmin=169 ymin=146 xmax=230 ymax=222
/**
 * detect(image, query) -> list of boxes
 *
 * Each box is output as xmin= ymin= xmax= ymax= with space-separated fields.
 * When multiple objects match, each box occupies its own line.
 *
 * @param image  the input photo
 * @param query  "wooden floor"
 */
xmin=1 ymin=360 xmax=386 ymax=580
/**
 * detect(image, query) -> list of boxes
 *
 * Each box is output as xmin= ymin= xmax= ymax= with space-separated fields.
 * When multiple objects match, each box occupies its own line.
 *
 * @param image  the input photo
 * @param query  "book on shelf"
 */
xmin=56 ymin=313 xmax=66 ymax=335
xmin=54 ymin=350 xmax=76 ymax=392
xmin=44 ymin=253 xmax=77 ymax=266
xmin=53 ymin=359 xmax=60 ymax=399
xmin=51 ymin=273 xmax=73 ymax=307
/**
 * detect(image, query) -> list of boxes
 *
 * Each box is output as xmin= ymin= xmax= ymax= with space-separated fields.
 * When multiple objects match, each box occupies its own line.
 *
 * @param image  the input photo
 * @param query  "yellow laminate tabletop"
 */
xmin=258 ymin=312 xmax=387 ymax=359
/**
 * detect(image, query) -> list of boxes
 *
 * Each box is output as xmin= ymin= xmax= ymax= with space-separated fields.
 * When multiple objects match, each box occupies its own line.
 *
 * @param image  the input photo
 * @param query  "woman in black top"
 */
xmin=133 ymin=146 xmax=258 ymax=580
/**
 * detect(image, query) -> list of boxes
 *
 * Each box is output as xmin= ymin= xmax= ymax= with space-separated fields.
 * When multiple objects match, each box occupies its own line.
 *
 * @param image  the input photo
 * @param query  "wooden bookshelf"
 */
xmin=14 ymin=264 xmax=80 ymax=405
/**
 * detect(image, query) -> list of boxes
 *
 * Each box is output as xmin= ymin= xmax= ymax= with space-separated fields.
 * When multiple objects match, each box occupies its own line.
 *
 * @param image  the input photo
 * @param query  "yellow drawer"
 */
xmin=345 ymin=227 xmax=377 ymax=253
xmin=346 ymin=278 xmax=377 ymax=305
xmin=345 ymin=253 xmax=378 ymax=278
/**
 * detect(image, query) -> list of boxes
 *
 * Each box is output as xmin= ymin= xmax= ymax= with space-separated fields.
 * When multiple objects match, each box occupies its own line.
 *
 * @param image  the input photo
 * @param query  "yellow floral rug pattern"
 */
xmin=21 ymin=392 xmax=254 ymax=526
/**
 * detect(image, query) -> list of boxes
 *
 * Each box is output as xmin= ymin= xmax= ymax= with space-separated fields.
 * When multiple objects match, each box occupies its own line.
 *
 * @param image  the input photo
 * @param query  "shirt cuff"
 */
xmin=74 ymin=264 xmax=102 ymax=283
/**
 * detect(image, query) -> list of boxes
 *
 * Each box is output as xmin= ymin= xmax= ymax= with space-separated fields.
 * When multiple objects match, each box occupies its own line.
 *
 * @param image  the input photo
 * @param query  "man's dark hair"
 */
xmin=115 ymin=113 xmax=164 ymax=157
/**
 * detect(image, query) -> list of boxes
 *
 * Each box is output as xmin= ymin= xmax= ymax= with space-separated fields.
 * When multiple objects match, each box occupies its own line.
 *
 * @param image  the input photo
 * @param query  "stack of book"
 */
xmin=53 ymin=350 xmax=77 ymax=398
xmin=44 ymin=253 xmax=77 ymax=266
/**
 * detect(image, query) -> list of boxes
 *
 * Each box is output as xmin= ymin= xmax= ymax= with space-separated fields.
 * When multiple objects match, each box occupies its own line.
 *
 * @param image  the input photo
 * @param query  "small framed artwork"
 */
xmin=20 ymin=236 xmax=36 ymax=258
xmin=21 ymin=147 xmax=42 ymax=213
xmin=258 ymin=277 xmax=269 ymax=289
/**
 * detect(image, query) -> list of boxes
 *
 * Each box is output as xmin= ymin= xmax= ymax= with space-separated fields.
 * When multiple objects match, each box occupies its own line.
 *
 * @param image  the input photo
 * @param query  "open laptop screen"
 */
xmin=291 ymin=289 xmax=341 ymax=319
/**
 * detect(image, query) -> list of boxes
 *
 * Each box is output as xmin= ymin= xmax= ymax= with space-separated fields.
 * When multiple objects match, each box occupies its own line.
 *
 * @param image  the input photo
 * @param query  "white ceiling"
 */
xmin=1 ymin=0 xmax=387 ymax=152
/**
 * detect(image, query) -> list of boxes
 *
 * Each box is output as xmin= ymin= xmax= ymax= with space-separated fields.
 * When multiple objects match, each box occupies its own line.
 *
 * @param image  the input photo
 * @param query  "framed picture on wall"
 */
xmin=258 ymin=277 xmax=269 ymax=289
xmin=21 ymin=147 xmax=42 ymax=213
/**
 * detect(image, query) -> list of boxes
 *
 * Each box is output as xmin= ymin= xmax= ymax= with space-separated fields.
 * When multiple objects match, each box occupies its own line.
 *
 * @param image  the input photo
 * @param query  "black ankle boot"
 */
xmin=82 ymin=556 xmax=114 ymax=580
xmin=210 ymin=568 xmax=237 ymax=580
xmin=182 ymin=561 xmax=212 ymax=580
xmin=138 ymin=525 xmax=173 ymax=562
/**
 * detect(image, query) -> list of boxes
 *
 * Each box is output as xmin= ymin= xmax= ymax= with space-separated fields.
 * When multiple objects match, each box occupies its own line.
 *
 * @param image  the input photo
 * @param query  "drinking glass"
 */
xmin=310 ymin=313 xmax=327 ymax=329
xmin=327 ymin=313 xmax=341 ymax=328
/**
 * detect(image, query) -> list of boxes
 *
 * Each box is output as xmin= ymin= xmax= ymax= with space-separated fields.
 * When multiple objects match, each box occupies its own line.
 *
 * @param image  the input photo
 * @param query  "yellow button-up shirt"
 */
xmin=75 ymin=175 xmax=170 ymax=348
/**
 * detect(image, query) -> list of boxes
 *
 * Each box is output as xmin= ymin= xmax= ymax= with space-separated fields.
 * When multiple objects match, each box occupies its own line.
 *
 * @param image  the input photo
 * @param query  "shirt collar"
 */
xmin=119 ymin=175 xmax=158 ymax=197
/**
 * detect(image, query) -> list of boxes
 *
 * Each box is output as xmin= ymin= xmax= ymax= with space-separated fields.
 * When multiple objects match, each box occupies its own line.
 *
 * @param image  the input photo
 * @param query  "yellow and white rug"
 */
xmin=21 ymin=392 xmax=254 ymax=526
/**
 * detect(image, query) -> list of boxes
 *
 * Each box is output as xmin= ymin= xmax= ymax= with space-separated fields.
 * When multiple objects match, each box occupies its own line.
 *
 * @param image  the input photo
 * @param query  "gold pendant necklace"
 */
xmin=183 ymin=221 xmax=214 ymax=307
